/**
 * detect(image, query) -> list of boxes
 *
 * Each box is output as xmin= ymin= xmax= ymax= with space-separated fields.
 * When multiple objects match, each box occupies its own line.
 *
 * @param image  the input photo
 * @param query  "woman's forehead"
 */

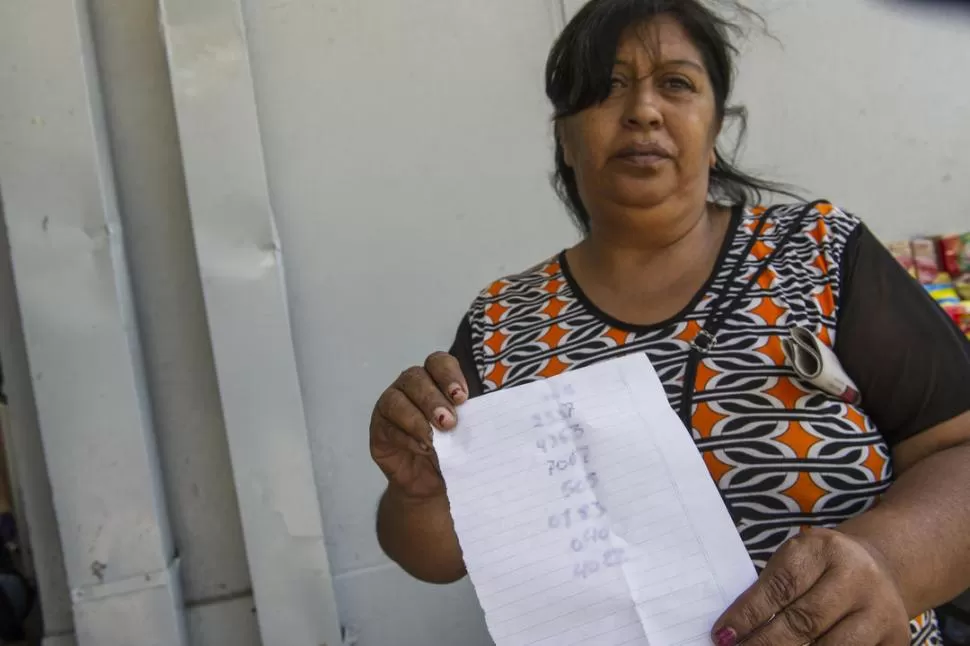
xmin=615 ymin=16 xmax=705 ymax=68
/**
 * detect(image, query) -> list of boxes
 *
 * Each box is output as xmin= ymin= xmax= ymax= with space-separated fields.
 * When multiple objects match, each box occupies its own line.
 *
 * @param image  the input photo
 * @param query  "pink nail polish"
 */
xmin=713 ymin=627 xmax=737 ymax=646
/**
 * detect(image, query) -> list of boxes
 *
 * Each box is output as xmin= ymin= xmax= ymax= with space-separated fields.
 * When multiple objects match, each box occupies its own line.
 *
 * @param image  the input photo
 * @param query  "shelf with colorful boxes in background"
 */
xmin=886 ymin=232 xmax=970 ymax=339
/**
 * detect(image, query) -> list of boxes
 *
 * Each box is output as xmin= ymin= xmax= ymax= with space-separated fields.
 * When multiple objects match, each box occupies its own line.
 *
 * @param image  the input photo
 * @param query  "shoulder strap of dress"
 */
xmin=678 ymin=200 xmax=827 ymax=423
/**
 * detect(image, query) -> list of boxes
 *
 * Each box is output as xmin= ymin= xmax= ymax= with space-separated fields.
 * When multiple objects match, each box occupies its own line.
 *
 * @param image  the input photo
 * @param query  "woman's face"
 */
xmin=560 ymin=16 xmax=719 ymax=223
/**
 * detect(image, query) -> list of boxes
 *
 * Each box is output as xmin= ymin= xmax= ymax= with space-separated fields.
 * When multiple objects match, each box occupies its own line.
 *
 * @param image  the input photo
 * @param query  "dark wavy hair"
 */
xmin=546 ymin=0 xmax=799 ymax=231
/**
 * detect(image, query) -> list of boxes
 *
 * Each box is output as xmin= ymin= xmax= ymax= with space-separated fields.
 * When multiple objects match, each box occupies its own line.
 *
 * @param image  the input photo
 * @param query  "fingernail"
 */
xmin=448 ymin=383 xmax=467 ymax=404
xmin=713 ymin=627 xmax=737 ymax=646
xmin=433 ymin=407 xmax=455 ymax=429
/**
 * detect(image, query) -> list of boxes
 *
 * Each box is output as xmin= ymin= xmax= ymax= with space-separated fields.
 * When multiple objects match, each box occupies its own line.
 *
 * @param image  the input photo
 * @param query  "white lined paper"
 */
xmin=434 ymin=354 xmax=757 ymax=646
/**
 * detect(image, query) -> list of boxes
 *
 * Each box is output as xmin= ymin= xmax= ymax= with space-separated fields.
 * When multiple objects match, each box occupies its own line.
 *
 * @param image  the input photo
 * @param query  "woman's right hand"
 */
xmin=370 ymin=352 xmax=468 ymax=499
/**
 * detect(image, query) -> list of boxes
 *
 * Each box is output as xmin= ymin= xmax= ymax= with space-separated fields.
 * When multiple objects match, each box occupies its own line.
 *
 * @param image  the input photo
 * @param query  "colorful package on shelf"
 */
xmin=924 ymin=272 xmax=961 ymax=303
xmin=912 ymin=237 xmax=942 ymax=284
xmin=939 ymin=235 xmax=963 ymax=277
xmin=956 ymin=275 xmax=970 ymax=302
xmin=939 ymin=234 xmax=970 ymax=300
xmin=886 ymin=241 xmax=916 ymax=278
xmin=942 ymin=302 xmax=970 ymax=340
xmin=924 ymin=274 xmax=961 ymax=306
xmin=939 ymin=233 xmax=970 ymax=276
xmin=962 ymin=234 xmax=970 ymax=272
xmin=881 ymin=235 xmax=970 ymax=339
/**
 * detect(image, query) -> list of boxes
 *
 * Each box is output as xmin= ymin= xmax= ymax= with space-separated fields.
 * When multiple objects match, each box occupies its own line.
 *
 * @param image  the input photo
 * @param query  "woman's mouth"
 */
xmin=614 ymin=142 xmax=673 ymax=168
xmin=616 ymin=153 xmax=669 ymax=167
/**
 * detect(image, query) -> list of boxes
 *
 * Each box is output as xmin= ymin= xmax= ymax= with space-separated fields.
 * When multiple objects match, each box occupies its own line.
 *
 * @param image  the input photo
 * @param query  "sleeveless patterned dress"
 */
xmin=460 ymin=202 xmax=941 ymax=644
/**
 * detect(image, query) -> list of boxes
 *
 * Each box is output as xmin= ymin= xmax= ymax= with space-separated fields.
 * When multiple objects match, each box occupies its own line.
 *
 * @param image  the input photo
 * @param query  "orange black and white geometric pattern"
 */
xmin=462 ymin=202 xmax=940 ymax=644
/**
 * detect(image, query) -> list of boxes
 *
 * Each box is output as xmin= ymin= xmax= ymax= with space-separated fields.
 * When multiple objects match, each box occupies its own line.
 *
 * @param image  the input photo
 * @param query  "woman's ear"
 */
xmin=557 ymin=121 xmax=575 ymax=168
xmin=710 ymin=119 xmax=722 ymax=168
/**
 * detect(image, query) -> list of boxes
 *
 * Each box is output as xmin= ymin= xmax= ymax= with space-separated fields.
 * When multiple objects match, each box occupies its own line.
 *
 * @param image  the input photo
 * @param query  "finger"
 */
xmin=374 ymin=443 xmax=443 ymax=497
xmin=376 ymin=386 xmax=434 ymax=443
xmin=395 ymin=366 xmax=458 ymax=430
xmin=814 ymin=611 xmax=882 ymax=646
xmin=713 ymin=529 xmax=830 ymax=645
xmin=737 ymin=569 xmax=853 ymax=646
xmin=370 ymin=409 xmax=433 ymax=459
xmin=425 ymin=352 xmax=469 ymax=405
xmin=371 ymin=411 xmax=443 ymax=492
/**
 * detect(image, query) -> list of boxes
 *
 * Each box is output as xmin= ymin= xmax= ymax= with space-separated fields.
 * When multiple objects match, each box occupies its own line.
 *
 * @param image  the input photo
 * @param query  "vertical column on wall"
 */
xmin=562 ymin=0 xmax=585 ymax=22
xmin=0 ymin=2 xmax=188 ymax=645
xmin=547 ymin=0 xmax=569 ymax=33
xmin=0 ymin=206 xmax=75 ymax=645
xmin=157 ymin=1 xmax=343 ymax=645
xmin=560 ymin=0 xmax=570 ymax=27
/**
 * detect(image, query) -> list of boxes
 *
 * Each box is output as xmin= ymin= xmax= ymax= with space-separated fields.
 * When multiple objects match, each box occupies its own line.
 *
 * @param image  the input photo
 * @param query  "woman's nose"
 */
xmin=623 ymin=83 xmax=664 ymax=130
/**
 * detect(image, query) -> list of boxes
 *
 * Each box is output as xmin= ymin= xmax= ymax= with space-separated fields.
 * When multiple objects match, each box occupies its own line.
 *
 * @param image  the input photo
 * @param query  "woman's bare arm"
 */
xmin=376 ymin=486 xmax=466 ymax=584
xmin=839 ymin=410 xmax=970 ymax=616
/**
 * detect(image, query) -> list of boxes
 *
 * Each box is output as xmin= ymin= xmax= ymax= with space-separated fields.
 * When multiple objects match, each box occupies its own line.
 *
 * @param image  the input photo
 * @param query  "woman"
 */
xmin=369 ymin=1 xmax=970 ymax=644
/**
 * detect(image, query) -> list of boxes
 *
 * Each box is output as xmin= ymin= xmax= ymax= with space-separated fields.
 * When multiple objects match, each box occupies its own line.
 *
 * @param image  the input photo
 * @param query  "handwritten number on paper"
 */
xmin=561 ymin=472 xmax=599 ymax=498
xmin=573 ymin=549 xmax=626 ymax=580
xmin=547 ymin=502 xmax=606 ymax=530
xmin=539 ymin=384 xmax=577 ymax=404
xmin=603 ymin=548 xmax=625 ymax=567
xmin=570 ymin=527 xmax=610 ymax=552
xmin=532 ymin=395 xmax=621 ymax=582
xmin=559 ymin=402 xmax=575 ymax=419
xmin=532 ymin=402 xmax=578 ymax=428
xmin=546 ymin=446 xmax=591 ymax=475
xmin=578 ymin=500 xmax=604 ymax=520
xmin=536 ymin=425 xmax=586 ymax=453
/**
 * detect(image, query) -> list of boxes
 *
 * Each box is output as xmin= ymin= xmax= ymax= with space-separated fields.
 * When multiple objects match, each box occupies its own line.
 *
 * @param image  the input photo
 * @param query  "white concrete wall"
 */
xmin=0 ymin=0 xmax=258 ymax=643
xmin=0 ymin=1 xmax=967 ymax=645
xmin=241 ymin=2 xmax=574 ymax=643
xmin=734 ymin=0 xmax=970 ymax=239
xmin=0 ymin=198 xmax=74 ymax=644
xmin=84 ymin=1 xmax=258 ymax=630
xmin=242 ymin=0 xmax=970 ymax=644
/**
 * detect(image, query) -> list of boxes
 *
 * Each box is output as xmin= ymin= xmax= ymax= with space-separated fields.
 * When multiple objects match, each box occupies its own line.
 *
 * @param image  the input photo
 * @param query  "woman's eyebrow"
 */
xmin=613 ymin=58 xmax=705 ymax=73
xmin=659 ymin=59 xmax=705 ymax=72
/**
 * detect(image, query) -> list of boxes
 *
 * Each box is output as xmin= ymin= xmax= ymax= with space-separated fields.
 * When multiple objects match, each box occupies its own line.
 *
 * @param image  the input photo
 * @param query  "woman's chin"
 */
xmin=608 ymin=186 xmax=678 ymax=211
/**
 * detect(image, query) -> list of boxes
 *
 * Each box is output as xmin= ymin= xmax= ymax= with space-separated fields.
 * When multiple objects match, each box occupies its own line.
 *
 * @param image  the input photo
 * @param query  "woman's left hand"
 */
xmin=712 ymin=527 xmax=912 ymax=646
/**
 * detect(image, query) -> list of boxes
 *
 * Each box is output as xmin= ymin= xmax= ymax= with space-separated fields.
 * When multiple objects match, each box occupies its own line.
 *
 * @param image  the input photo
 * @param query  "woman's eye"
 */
xmin=610 ymin=76 xmax=627 ymax=90
xmin=662 ymin=76 xmax=694 ymax=91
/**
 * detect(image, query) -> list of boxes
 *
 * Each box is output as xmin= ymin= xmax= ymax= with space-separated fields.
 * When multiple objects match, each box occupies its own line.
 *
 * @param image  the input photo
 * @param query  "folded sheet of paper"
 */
xmin=434 ymin=353 xmax=757 ymax=646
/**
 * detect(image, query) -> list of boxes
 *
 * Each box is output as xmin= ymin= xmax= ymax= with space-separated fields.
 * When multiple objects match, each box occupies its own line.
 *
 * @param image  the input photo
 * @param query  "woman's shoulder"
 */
xmin=468 ymin=255 xmax=566 ymax=308
xmin=458 ymin=254 xmax=571 ymax=336
xmin=752 ymin=199 xmax=864 ymax=250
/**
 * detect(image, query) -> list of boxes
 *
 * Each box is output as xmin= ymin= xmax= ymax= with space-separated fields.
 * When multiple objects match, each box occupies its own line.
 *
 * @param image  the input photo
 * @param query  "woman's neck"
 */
xmin=566 ymin=201 xmax=733 ymax=326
